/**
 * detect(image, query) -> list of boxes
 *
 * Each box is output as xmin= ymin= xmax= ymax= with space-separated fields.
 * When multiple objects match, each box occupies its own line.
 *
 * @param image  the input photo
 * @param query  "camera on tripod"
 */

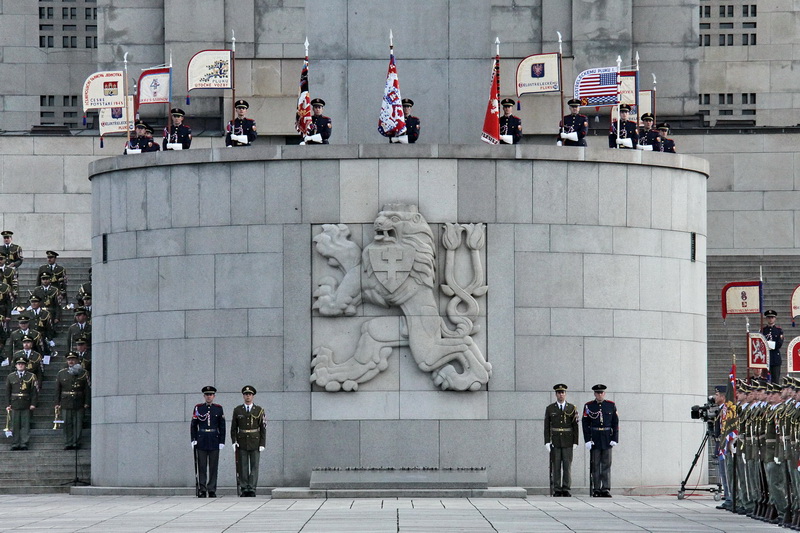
xmin=690 ymin=396 xmax=720 ymax=422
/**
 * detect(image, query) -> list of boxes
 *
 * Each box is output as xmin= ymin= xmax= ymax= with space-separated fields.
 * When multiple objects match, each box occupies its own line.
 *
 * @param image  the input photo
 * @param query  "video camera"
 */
xmin=690 ymin=396 xmax=720 ymax=422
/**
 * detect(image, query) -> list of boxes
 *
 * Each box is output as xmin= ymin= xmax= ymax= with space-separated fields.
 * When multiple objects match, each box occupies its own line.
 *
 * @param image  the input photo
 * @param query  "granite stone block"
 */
xmin=516 ymin=252 xmax=584 ymax=308
xmin=185 ymin=226 xmax=248 ymax=255
xmin=247 ymin=225 xmax=283 ymax=253
xmin=159 ymin=255 xmax=215 ymax=310
xmin=116 ymin=258 xmax=160 ymax=313
xmin=515 ymin=336 xmax=584 ymax=392
xmin=583 ymin=254 xmax=639 ymax=310
xmin=283 ymin=421 xmax=360 ymax=484
xmin=514 ymin=308 xmax=551 ymax=336
xmin=613 ymin=227 xmax=663 ymax=257
xmin=283 ymin=224 xmax=312 ymax=392
xmin=651 ymin=168 xmax=673 ymax=230
xmin=419 ymin=159 xmax=458 ymax=223
xmin=440 ymin=420 xmax=515 ymax=485
xmin=215 ymin=252 xmax=283 ymax=308
xmin=340 ymin=159 xmax=379 ymax=223
xmin=136 ymin=311 xmax=185 ymax=340
xmin=311 ymin=391 xmax=400 ymax=420
xmin=639 ymin=257 xmax=682 ymax=312
xmin=186 ymin=309 xmax=247 ymax=338
xmin=265 ymin=160 xmax=302 ymax=224
xmin=567 ymin=162 xmax=599 ymax=225
xmin=626 ymin=165 xmax=652 ymax=229
xmin=551 ymin=308 xmax=614 ymax=337
xmin=486 ymin=224 xmax=516 ymax=391
xmin=550 ymin=225 xmax=612 ymax=254
xmin=359 ymin=420 xmax=440 ymax=467
xmin=584 ymin=337 xmax=641 ymax=393
xmin=379 ymin=159 xmax=419 ymax=208
xmin=117 ymin=423 xmax=160 ymax=486
xmin=399 ymin=391 xmax=487 ymax=419
xmin=145 ymin=167 xmax=172 ymax=230
xmin=488 ymin=391 xmax=551 ymax=420
xmin=137 ymin=228 xmax=185 ymax=258
xmin=247 ymin=308 xmax=284 ymax=336
xmin=513 ymin=224 xmax=550 ymax=252
xmin=496 ymin=160 xmax=533 ymax=223
xmin=231 ymin=162 xmax=267 ymax=225
xmin=532 ymin=160 xmax=568 ymax=224
xmin=158 ymin=338 xmax=215 ymax=394
xmin=302 ymin=160 xmax=340 ymax=223
xmin=214 ymin=336 xmax=284 ymax=392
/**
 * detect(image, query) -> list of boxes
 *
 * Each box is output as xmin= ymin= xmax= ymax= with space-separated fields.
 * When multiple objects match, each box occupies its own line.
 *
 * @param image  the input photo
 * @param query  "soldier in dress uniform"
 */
xmin=305 ymin=98 xmax=331 ymax=144
xmin=558 ymin=98 xmax=588 ymax=147
xmin=582 ymin=384 xmax=619 ymax=497
xmin=13 ymin=335 xmax=43 ymax=388
xmin=125 ymin=121 xmax=160 ymax=153
xmin=0 ymin=253 xmax=17 ymax=302
xmin=402 ymin=98 xmax=420 ymax=143
xmin=231 ymin=385 xmax=267 ymax=497
xmin=76 ymin=267 xmax=91 ymax=307
xmin=788 ymin=378 xmax=800 ymax=528
xmin=73 ymin=336 xmax=91 ymax=375
xmin=28 ymin=295 xmax=54 ymax=348
xmin=32 ymin=273 xmax=61 ymax=330
xmin=0 ymin=268 xmax=12 ymax=320
xmin=5 ymin=356 xmax=38 ymax=450
xmin=191 ymin=385 xmax=225 ymax=498
xmin=762 ymin=310 xmax=784 ymax=382
xmin=637 ymin=113 xmax=661 ymax=151
xmin=163 ymin=108 xmax=192 ymax=150
xmin=66 ymin=307 xmax=91 ymax=352
xmin=55 ymin=352 xmax=90 ymax=450
xmin=5 ymin=315 xmax=44 ymax=363
xmin=764 ymin=382 xmax=787 ymax=523
xmin=499 ymin=98 xmax=522 ymax=144
xmin=37 ymin=251 xmax=67 ymax=305
xmin=734 ymin=381 xmax=755 ymax=516
xmin=226 ymin=100 xmax=257 ymax=147
xmin=608 ymin=104 xmax=639 ymax=149
xmin=544 ymin=383 xmax=579 ymax=497
xmin=713 ymin=384 xmax=733 ymax=510
xmin=656 ymin=123 xmax=676 ymax=153
xmin=1 ymin=231 xmax=23 ymax=269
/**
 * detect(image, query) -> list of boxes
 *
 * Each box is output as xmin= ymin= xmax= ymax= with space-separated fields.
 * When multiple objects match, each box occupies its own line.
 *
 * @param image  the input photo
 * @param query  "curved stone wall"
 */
xmin=89 ymin=145 xmax=709 ymax=489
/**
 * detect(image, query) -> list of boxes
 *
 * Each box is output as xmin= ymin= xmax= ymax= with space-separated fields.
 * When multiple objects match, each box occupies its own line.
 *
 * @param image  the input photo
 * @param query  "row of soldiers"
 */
xmin=717 ymin=376 xmax=800 ymax=529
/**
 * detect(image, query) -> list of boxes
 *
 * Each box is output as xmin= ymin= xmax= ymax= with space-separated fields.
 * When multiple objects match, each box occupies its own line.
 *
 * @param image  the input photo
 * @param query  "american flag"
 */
xmin=295 ymin=56 xmax=312 ymax=136
xmin=574 ymin=66 xmax=619 ymax=106
xmin=378 ymin=51 xmax=406 ymax=137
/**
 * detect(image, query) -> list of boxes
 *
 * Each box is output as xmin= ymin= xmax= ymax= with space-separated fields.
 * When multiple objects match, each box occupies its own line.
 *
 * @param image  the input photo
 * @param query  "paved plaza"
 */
xmin=0 ymin=493 xmax=782 ymax=532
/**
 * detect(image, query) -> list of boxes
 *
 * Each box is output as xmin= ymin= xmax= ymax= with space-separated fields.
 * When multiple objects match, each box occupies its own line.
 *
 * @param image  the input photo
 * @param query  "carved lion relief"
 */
xmin=310 ymin=204 xmax=491 ymax=392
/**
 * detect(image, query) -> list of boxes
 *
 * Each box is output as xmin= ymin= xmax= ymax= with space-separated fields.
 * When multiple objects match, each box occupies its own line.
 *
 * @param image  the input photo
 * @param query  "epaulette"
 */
xmin=604 ymin=400 xmax=615 ymax=404
xmin=212 ymin=403 xmax=222 ymax=408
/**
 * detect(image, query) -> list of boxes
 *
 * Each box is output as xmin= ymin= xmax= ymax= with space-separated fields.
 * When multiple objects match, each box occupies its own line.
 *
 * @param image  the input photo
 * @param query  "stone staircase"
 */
xmin=1 ymin=257 xmax=92 ymax=493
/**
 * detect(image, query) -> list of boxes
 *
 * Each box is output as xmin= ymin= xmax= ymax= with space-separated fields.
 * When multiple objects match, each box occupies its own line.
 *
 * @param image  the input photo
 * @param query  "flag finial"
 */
xmin=390 ymin=29 xmax=393 ymax=49
xmin=304 ymin=37 xmax=309 ymax=55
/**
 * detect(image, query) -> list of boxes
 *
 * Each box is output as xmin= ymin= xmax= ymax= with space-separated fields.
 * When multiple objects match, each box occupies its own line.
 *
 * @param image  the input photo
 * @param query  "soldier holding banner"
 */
xmin=657 ymin=123 xmax=676 ymax=153
xmin=499 ymin=98 xmax=522 ymax=144
xmin=558 ymin=99 xmax=588 ymax=147
xmin=226 ymin=100 xmax=257 ymax=147
xmin=763 ymin=310 xmax=784 ymax=382
xmin=305 ymin=98 xmax=331 ymax=144
xmin=637 ymin=113 xmax=661 ymax=151
xmin=608 ymin=104 xmax=638 ymax=149
xmin=402 ymin=99 xmax=420 ymax=143
xmin=163 ymin=108 xmax=192 ymax=150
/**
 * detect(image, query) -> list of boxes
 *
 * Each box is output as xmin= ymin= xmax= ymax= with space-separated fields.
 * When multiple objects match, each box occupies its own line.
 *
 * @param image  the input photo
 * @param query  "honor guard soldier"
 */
xmin=499 ymin=98 xmax=522 ymax=144
xmin=608 ymin=104 xmax=639 ymax=149
xmin=231 ymin=385 xmax=267 ymax=497
xmin=656 ymin=123 xmax=676 ymax=153
xmin=1 ymin=231 xmax=23 ymax=269
xmin=0 ymin=269 xmax=12 ymax=319
xmin=558 ymin=98 xmax=588 ymax=147
xmin=637 ymin=113 xmax=661 ymax=151
xmin=37 ymin=251 xmax=67 ymax=304
xmin=66 ymin=307 xmax=91 ymax=352
xmin=0 ymin=253 xmax=17 ymax=301
xmin=13 ymin=335 xmax=43 ymax=388
xmin=713 ymin=385 xmax=733 ymax=510
xmin=304 ymin=98 xmax=331 ymax=144
xmin=582 ymin=384 xmax=619 ymax=497
xmin=764 ymin=382 xmax=787 ymax=523
xmin=788 ymin=379 xmax=800 ymax=528
xmin=6 ymin=315 xmax=44 ymax=363
xmin=402 ymin=99 xmax=420 ymax=143
xmin=125 ymin=121 xmax=160 ymax=153
xmin=226 ymin=100 xmax=257 ymax=147
xmin=32 ymin=273 xmax=61 ymax=329
xmin=163 ymin=108 xmax=192 ymax=150
xmin=544 ymin=383 xmax=579 ymax=497
xmin=76 ymin=267 xmax=91 ymax=307
xmin=73 ymin=336 xmax=91 ymax=375
xmin=28 ymin=295 xmax=54 ymax=345
xmin=191 ymin=385 xmax=225 ymax=498
xmin=55 ymin=352 xmax=90 ymax=450
xmin=762 ymin=310 xmax=784 ymax=382
xmin=5 ymin=356 xmax=38 ymax=450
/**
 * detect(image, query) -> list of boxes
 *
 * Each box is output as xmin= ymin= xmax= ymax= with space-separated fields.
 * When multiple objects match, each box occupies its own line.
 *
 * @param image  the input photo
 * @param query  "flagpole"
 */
xmin=634 ymin=52 xmax=640 ymax=121
xmin=167 ymin=50 xmax=173 ymax=138
xmin=615 ymin=55 xmax=622 ymax=146
xmin=557 ymin=31 xmax=564 ymax=134
xmin=652 ymin=73 xmax=657 ymax=123
xmin=124 ymin=52 xmax=131 ymax=147
xmin=231 ymin=30 xmax=236 ymax=122
xmin=495 ymin=37 xmax=501 ymax=133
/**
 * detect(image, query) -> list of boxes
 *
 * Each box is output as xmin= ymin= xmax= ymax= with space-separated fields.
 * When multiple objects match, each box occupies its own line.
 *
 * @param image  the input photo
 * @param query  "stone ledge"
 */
xmin=271 ymin=487 xmax=528 ymax=499
xmin=309 ymin=468 xmax=488 ymax=490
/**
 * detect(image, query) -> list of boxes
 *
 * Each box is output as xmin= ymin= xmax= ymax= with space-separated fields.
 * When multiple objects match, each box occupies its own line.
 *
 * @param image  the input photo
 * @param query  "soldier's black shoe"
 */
xmin=562 ymin=491 xmax=572 ymax=497
xmin=19 ymin=445 xmax=27 ymax=450
xmin=198 ymin=492 xmax=206 ymax=498
xmin=64 ymin=445 xmax=74 ymax=450
xmin=592 ymin=490 xmax=601 ymax=497
xmin=600 ymin=490 xmax=612 ymax=498
xmin=10 ymin=445 xmax=19 ymax=450
xmin=553 ymin=491 xmax=563 ymax=497
xmin=208 ymin=492 xmax=216 ymax=498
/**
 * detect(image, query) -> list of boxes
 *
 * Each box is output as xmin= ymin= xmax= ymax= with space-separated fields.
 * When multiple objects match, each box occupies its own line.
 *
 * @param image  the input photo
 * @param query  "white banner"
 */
xmin=99 ymin=96 xmax=134 ymax=136
xmin=138 ymin=67 xmax=171 ymax=105
xmin=187 ymin=50 xmax=233 ymax=91
xmin=516 ymin=53 xmax=560 ymax=96
xmin=82 ymin=70 xmax=125 ymax=111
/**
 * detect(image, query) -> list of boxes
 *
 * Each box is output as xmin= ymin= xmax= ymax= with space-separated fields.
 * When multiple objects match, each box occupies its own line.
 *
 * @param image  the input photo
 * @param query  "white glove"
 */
xmin=259 ymin=446 xmax=265 ymax=452
xmin=304 ymin=134 xmax=322 ymax=143
xmin=775 ymin=457 xmax=781 ymax=465
xmin=500 ymin=134 xmax=513 ymax=144
xmin=219 ymin=443 xmax=224 ymax=450
xmin=191 ymin=441 xmax=197 ymax=448
xmin=573 ymin=444 xmax=578 ymax=450
xmin=610 ymin=441 xmax=617 ymax=447
xmin=563 ymin=132 xmax=578 ymax=142
xmin=585 ymin=441 xmax=593 ymax=451
xmin=556 ymin=140 xmax=563 ymax=146
xmin=616 ymin=138 xmax=633 ymax=148
xmin=48 ymin=340 xmax=56 ymax=347
xmin=233 ymin=442 xmax=239 ymax=449
xmin=545 ymin=443 xmax=552 ymax=452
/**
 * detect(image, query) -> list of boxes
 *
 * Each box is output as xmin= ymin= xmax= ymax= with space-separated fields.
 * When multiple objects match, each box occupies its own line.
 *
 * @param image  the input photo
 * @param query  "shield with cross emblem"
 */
xmin=368 ymin=244 xmax=415 ymax=293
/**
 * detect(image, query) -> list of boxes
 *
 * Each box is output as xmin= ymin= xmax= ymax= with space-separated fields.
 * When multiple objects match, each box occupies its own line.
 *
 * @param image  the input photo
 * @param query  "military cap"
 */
xmin=234 ymin=99 xmax=250 ymax=109
xmin=170 ymin=108 xmax=186 ymax=117
xmin=75 ymin=336 xmax=88 ymax=345
xmin=567 ymin=98 xmax=581 ymax=106
xmin=768 ymin=382 xmax=781 ymax=393
xmin=83 ymin=294 xmax=92 ymax=301
xmin=40 ymin=272 xmax=53 ymax=281
xmin=640 ymin=113 xmax=654 ymax=121
xmin=17 ymin=315 xmax=30 ymax=322
xmin=201 ymin=385 xmax=217 ymax=394
xmin=241 ymin=385 xmax=257 ymax=395
xmin=657 ymin=122 xmax=670 ymax=131
xmin=591 ymin=384 xmax=607 ymax=392
xmin=619 ymin=104 xmax=631 ymax=112
xmin=553 ymin=383 xmax=568 ymax=392
xmin=29 ymin=295 xmax=41 ymax=303
xmin=738 ymin=382 xmax=750 ymax=393
xmin=401 ymin=98 xmax=414 ymax=107
xmin=310 ymin=98 xmax=325 ymax=107
xmin=66 ymin=352 xmax=79 ymax=360
xmin=501 ymin=98 xmax=516 ymax=107
xmin=14 ymin=357 xmax=27 ymax=365
xmin=74 ymin=307 xmax=88 ymax=316
xmin=753 ymin=380 xmax=766 ymax=391
xmin=765 ymin=309 xmax=778 ymax=317
xmin=21 ymin=335 xmax=34 ymax=343
xmin=1 ymin=231 xmax=13 ymax=237
xmin=46 ymin=250 xmax=59 ymax=258
xmin=782 ymin=377 xmax=793 ymax=388
xmin=714 ymin=385 xmax=727 ymax=394
xmin=134 ymin=120 xmax=147 ymax=129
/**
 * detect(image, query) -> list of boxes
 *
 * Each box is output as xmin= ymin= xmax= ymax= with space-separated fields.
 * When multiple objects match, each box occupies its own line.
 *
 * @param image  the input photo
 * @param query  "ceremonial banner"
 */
xmin=82 ymin=70 xmax=125 ymax=111
xmin=748 ymin=332 xmax=769 ymax=370
xmin=377 ymin=51 xmax=406 ymax=137
xmin=99 ymin=96 xmax=134 ymax=136
xmin=721 ymin=280 xmax=762 ymax=319
xmin=137 ymin=67 xmax=171 ymax=106
xmin=480 ymin=56 xmax=500 ymax=145
xmin=787 ymin=337 xmax=800 ymax=373
xmin=791 ymin=284 xmax=800 ymax=327
xmin=187 ymin=50 xmax=233 ymax=91
xmin=638 ymin=90 xmax=654 ymax=120
xmin=573 ymin=66 xmax=618 ymax=106
xmin=295 ymin=55 xmax=312 ymax=136
xmin=618 ymin=70 xmax=639 ymax=119
xmin=515 ymin=53 xmax=560 ymax=96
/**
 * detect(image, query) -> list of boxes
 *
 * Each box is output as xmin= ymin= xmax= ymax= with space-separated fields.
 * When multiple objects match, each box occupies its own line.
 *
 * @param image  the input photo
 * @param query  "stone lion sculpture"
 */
xmin=311 ymin=204 xmax=492 ymax=392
